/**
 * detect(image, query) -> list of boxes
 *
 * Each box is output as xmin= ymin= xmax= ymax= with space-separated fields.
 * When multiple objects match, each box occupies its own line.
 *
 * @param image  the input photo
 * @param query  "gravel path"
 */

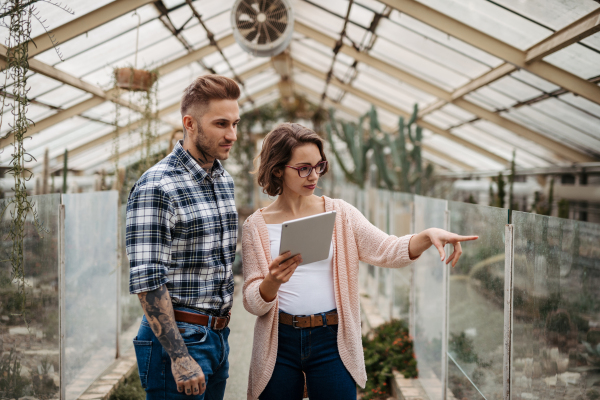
xmin=224 ymin=275 xmax=256 ymax=399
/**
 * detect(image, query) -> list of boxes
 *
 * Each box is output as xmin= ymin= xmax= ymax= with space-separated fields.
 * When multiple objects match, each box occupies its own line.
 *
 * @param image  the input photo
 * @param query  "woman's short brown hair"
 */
xmin=255 ymin=123 xmax=328 ymax=197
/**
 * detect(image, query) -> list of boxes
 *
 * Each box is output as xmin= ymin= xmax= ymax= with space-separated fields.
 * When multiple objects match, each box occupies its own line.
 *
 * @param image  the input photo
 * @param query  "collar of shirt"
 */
xmin=173 ymin=140 xmax=224 ymax=182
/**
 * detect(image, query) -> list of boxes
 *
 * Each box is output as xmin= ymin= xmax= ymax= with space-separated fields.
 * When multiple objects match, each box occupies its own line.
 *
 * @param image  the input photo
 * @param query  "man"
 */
xmin=126 ymin=75 xmax=241 ymax=399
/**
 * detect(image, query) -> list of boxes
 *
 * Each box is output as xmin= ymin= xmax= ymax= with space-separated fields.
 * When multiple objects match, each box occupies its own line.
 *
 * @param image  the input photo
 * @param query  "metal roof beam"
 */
xmin=293 ymin=59 xmax=507 ymax=165
xmin=526 ymin=8 xmax=600 ymax=63
xmin=294 ymin=21 xmax=595 ymax=163
xmin=80 ymin=83 xmax=277 ymax=172
xmin=419 ymin=9 xmax=600 ymax=118
xmin=0 ymin=36 xmax=237 ymax=150
xmin=27 ymin=0 xmax=155 ymax=58
xmin=376 ymin=0 xmax=600 ymax=106
xmin=294 ymin=83 xmax=474 ymax=171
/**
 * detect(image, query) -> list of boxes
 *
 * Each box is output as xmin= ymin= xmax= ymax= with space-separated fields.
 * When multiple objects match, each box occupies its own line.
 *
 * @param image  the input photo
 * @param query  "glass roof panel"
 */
xmin=423 ymin=134 xmax=504 ymax=170
xmin=355 ymin=0 xmax=387 ymax=14
xmin=529 ymin=98 xmax=600 ymax=141
xmin=559 ymin=93 xmax=600 ymax=119
xmin=27 ymin=74 xmax=63 ymax=99
xmin=487 ymin=76 xmax=544 ymax=103
xmin=387 ymin=10 xmax=503 ymax=68
xmin=465 ymin=88 xmax=516 ymax=111
xmin=351 ymin=70 xmax=430 ymax=111
xmin=292 ymin=70 xmax=326 ymax=93
xmin=415 ymin=0 xmax=552 ymax=50
xmin=354 ymin=63 xmax=436 ymax=105
xmin=469 ymin=120 xmax=566 ymax=164
xmin=34 ymin=85 xmax=88 ymax=109
xmin=509 ymin=69 xmax=560 ymax=93
xmin=489 ymin=0 xmax=598 ymax=31
xmin=451 ymin=123 xmax=551 ymax=168
xmin=28 ymin=0 xmax=114 ymax=39
xmin=33 ymin=4 xmax=159 ymax=66
xmin=295 ymin=2 xmax=345 ymax=36
xmin=502 ymin=108 xmax=600 ymax=155
xmin=439 ymin=103 xmax=476 ymax=122
xmin=423 ymin=110 xmax=458 ymax=130
xmin=375 ymin=18 xmax=491 ymax=80
xmin=582 ymin=31 xmax=600 ymax=52
xmin=369 ymin=38 xmax=468 ymax=91
xmin=340 ymin=92 xmax=372 ymax=115
xmin=544 ymin=43 xmax=600 ymax=79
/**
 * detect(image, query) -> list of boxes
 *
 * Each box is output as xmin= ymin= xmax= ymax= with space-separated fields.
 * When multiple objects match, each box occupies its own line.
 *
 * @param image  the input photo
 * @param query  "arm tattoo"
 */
xmin=138 ymin=285 xmax=189 ymax=360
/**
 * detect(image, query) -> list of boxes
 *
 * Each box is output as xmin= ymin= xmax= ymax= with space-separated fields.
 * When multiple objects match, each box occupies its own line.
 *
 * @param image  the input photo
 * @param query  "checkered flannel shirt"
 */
xmin=126 ymin=141 xmax=237 ymax=316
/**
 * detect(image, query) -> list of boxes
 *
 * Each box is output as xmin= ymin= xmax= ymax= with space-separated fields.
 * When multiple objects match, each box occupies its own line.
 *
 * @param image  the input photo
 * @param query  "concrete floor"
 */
xmin=224 ymin=276 xmax=256 ymax=400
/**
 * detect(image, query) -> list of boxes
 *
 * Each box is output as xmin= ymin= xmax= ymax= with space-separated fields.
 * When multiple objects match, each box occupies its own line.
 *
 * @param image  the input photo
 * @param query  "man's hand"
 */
xmin=138 ymin=285 xmax=206 ymax=395
xmin=172 ymin=355 xmax=205 ymax=396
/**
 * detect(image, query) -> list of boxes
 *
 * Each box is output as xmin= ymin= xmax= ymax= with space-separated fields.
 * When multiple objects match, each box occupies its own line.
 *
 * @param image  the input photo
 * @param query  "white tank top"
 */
xmin=266 ymin=223 xmax=336 ymax=315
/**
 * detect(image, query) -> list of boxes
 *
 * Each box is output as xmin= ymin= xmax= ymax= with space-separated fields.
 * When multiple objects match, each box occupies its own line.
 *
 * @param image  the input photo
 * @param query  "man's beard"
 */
xmin=193 ymin=124 xmax=216 ymax=166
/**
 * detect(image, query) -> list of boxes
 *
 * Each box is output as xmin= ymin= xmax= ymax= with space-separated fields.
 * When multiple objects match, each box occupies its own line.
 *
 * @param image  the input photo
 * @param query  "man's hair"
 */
xmin=180 ymin=74 xmax=241 ymax=120
xmin=254 ymin=123 xmax=328 ymax=197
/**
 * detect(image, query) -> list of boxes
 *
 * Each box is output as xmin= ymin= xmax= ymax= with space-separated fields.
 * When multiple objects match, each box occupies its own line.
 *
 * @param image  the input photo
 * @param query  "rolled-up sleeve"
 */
xmin=126 ymin=182 xmax=175 ymax=294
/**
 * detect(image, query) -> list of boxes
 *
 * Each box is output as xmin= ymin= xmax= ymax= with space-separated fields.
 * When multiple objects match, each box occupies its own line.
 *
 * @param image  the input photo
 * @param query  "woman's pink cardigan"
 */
xmin=241 ymin=196 xmax=416 ymax=400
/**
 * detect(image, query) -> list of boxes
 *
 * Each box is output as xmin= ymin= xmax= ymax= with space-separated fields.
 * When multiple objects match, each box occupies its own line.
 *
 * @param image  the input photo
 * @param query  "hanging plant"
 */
xmin=0 ymin=1 xmax=72 ymax=331
xmin=110 ymin=11 xmax=160 ymax=187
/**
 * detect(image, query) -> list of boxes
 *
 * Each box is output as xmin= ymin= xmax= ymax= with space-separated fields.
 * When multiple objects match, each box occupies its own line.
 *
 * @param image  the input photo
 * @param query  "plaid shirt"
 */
xmin=126 ymin=141 xmax=237 ymax=316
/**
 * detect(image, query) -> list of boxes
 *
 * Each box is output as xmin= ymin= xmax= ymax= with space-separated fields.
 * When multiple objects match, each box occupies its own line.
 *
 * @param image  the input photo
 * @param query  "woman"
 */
xmin=242 ymin=123 xmax=477 ymax=400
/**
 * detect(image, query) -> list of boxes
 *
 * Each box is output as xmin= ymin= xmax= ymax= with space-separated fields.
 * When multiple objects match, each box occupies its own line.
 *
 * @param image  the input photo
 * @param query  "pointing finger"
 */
xmin=454 ymin=235 xmax=478 ymax=242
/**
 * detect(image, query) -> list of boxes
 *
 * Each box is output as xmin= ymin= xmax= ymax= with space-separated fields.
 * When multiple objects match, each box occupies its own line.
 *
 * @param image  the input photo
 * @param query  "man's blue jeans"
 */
xmin=259 ymin=311 xmax=356 ymax=400
xmin=133 ymin=307 xmax=230 ymax=400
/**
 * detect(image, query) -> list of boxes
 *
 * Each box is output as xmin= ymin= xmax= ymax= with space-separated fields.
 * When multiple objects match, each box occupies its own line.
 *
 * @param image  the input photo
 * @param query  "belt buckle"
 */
xmin=292 ymin=315 xmax=306 ymax=329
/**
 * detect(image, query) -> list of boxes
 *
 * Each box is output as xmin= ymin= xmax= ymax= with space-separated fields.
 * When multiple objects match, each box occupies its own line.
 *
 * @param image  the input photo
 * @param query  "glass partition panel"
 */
xmin=412 ymin=195 xmax=447 ymax=400
xmin=63 ymin=191 xmax=118 ymax=400
xmin=512 ymin=212 xmax=600 ymax=400
xmin=119 ymin=204 xmax=142 ymax=355
xmin=0 ymin=194 xmax=61 ymax=400
xmin=376 ymin=190 xmax=392 ymax=320
xmin=390 ymin=192 xmax=413 ymax=322
xmin=448 ymin=201 xmax=506 ymax=400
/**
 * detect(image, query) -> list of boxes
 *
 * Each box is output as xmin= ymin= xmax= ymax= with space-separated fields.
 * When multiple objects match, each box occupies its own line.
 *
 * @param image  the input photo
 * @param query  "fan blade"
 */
xmin=239 ymin=1 xmax=258 ymax=16
xmin=243 ymin=27 xmax=259 ymax=42
xmin=265 ymin=0 xmax=285 ymax=15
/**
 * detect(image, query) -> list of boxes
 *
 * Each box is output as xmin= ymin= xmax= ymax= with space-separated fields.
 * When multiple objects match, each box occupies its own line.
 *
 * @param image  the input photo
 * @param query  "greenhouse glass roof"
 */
xmin=1 ymin=0 xmax=599 ymax=174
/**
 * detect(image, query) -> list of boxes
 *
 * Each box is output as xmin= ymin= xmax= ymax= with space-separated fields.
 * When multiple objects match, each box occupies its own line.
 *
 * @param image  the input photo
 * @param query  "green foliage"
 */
xmin=361 ymin=320 xmax=417 ymax=399
xmin=0 ymin=349 xmax=29 ymax=399
xmin=545 ymin=309 xmax=573 ymax=335
xmin=326 ymin=104 xmax=433 ymax=194
xmin=109 ymin=372 xmax=145 ymax=400
xmin=558 ymin=198 xmax=570 ymax=219
xmin=449 ymin=332 xmax=479 ymax=364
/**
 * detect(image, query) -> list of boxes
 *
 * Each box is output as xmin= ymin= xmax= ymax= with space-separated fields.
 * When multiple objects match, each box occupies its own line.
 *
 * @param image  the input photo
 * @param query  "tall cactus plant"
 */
xmin=326 ymin=109 xmax=373 ymax=188
xmin=326 ymin=104 xmax=432 ymax=194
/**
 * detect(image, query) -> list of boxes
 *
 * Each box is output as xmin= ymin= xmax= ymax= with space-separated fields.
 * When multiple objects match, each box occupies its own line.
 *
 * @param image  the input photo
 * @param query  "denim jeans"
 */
xmin=259 ymin=310 xmax=356 ymax=400
xmin=133 ymin=307 xmax=230 ymax=400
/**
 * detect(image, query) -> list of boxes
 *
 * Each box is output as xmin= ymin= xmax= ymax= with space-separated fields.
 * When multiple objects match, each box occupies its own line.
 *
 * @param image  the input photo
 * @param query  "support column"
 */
xmin=503 ymin=224 xmax=515 ymax=400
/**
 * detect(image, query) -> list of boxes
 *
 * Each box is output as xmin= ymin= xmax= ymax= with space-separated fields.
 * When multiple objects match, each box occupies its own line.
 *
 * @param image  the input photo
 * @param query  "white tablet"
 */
xmin=278 ymin=211 xmax=336 ymax=266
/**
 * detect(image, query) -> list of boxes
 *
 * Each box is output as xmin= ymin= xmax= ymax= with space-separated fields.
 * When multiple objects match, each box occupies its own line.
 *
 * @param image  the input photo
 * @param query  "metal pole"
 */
xmin=503 ymin=224 xmax=515 ymax=400
xmin=62 ymin=149 xmax=68 ymax=194
xmin=59 ymin=204 xmax=66 ymax=400
xmin=441 ymin=207 xmax=450 ymax=400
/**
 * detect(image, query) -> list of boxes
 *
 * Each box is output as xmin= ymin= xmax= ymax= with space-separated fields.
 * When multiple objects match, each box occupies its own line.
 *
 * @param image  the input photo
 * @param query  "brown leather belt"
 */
xmin=279 ymin=311 xmax=338 ymax=329
xmin=174 ymin=310 xmax=230 ymax=330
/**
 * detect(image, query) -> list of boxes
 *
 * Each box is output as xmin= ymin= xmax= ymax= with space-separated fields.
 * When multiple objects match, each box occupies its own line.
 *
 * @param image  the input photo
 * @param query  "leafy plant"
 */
xmin=0 ymin=348 xmax=29 ymax=399
xmin=449 ymin=332 xmax=479 ymax=364
xmin=361 ymin=319 xmax=417 ymax=400
xmin=109 ymin=371 xmax=145 ymax=400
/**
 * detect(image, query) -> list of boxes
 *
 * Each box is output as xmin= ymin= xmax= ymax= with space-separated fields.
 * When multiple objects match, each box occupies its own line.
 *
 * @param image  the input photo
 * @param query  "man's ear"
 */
xmin=182 ymin=115 xmax=195 ymax=137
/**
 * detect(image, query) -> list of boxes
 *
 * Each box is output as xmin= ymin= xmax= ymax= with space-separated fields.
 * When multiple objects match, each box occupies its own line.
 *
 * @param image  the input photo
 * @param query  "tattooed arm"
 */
xmin=138 ymin=285 xmax=205 ymax=396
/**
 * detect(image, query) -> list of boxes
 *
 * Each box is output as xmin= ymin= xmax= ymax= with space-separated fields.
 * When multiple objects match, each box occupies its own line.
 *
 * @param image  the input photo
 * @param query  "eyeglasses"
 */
xmin=285 ymin=161 xmax=327 ymax=178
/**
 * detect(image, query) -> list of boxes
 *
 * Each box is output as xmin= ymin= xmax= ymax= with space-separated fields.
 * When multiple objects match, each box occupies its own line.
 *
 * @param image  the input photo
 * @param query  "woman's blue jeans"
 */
xmin=133 ymin=307 xmax=230 ymax=400
xmin=259 ymin=311 xmax=356 ymax=400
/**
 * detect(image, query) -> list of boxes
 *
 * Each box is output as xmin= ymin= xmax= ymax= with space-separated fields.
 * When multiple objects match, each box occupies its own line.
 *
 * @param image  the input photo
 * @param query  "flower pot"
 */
xmin=114 ymin=68 xmax=157 ymax=92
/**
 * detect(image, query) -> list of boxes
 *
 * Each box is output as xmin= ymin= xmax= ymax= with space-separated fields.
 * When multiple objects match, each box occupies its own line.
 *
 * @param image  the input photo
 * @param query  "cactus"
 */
xmin=327 ymin=104 xmax=430 ymax=194
xmin=326 ymin=109 xmax=373 ymax=188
